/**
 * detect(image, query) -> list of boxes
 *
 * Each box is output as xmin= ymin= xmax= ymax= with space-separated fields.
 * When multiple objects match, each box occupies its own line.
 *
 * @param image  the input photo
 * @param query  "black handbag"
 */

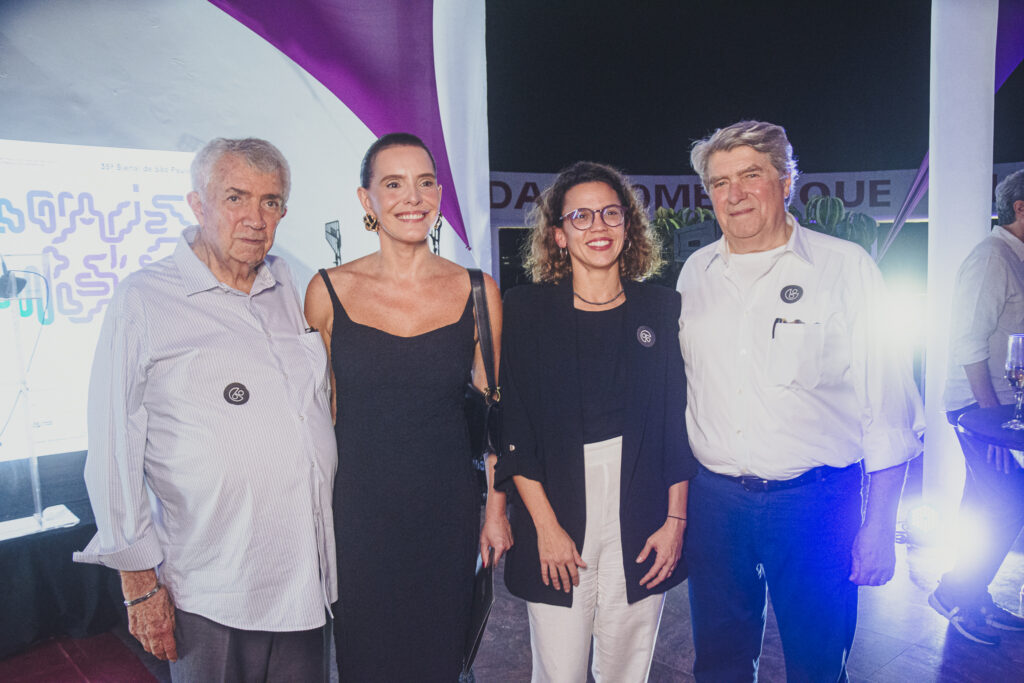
xmin=464 ymin=269 xmax=501 ymax=491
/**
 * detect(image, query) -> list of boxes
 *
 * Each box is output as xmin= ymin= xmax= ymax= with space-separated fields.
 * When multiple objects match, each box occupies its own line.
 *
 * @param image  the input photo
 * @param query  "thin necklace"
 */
xmin=574 ymin=289 xmax=624 ymax=306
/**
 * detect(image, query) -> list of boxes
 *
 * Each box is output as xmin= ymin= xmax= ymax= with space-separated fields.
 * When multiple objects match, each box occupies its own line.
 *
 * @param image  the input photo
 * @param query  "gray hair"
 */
xmin=690 ymin=120 xmax=799 ymax=206
xmin=191 ymin=137 xmax=291 ymax=204
xmin=996 ymin=169 xmax=1024 ymax=225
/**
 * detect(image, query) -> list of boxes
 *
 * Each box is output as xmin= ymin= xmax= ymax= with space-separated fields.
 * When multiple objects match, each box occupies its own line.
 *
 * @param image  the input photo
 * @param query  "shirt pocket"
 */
xmin=767 ymin=321 xmax=824 ymax=388
xmin=299 ymin=331 xmax=331 ymax=399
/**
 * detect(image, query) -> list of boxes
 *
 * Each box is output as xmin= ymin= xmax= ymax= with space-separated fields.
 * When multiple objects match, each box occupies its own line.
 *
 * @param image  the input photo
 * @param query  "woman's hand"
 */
xmin=479 ymin=457 xmax=513 ymax=567
xmin=536 ymin=523 xmax=587 ymax=592
xmin=637 ymin=517 xmax=685 ymax=589
xmin=479 ymin=507 xmax=513 ymax=567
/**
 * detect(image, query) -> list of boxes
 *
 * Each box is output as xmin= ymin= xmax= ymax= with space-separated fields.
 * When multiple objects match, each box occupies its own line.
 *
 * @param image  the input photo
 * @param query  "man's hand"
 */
xmin=849 ymin=519 xmax=896 ymax=586
xmin=987 ymin=445 xmax=1021 ymax=474
xmin=121 ymin=569 xmax=177 ymax=661
xmin=849 ymin=462 xmax=906 ymax=586
xmin=128 ymin=587 xmax=177 ymax=661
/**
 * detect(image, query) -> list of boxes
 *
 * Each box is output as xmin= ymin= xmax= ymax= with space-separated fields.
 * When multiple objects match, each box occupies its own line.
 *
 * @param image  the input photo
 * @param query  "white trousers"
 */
xmin=527 ymin=436 xmax=665 ymax=683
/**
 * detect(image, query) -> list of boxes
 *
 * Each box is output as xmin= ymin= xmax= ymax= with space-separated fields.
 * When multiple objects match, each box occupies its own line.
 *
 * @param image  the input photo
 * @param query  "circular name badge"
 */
xmin=637 ymin=326 xmax=656 ymax=348
xmin=780 ymin=285 xmax=804 ymax=303
xmin=223 ymin=382 xmax=250 ymax=405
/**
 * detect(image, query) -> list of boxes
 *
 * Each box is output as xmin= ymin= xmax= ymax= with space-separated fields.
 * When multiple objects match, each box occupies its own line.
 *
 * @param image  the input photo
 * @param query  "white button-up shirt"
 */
xmin=944 ymin=226 xmax=1024 ymax=411
xmin=75 ymin=226 xmax=337 ymax=632
xmin=677 ymin=217 xmax=924 ymax=479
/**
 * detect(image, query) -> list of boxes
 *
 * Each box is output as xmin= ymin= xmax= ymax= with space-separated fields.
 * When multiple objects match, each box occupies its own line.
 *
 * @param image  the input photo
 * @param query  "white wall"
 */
xmin=0 ymin=0 xmax=389 ymax=284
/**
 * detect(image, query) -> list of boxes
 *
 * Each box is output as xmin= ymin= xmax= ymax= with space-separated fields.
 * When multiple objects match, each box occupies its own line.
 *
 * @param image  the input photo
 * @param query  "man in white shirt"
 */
xmin=930 ymin=169 xmax=1024 ymax=646
xmin=676 ymin=120 xmax=924 ymax=682
xmin=74 ymin=138 xmax=337 ymax=681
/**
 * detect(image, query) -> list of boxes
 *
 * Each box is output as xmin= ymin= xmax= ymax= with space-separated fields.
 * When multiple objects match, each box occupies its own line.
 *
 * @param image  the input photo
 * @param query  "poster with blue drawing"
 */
xmin=0 ymin=140 xmax=193 ymax=461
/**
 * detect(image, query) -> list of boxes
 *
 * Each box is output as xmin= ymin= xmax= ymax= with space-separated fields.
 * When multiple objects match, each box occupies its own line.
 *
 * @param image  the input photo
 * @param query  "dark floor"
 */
xmin=9 ymin=455 xmax=1024 ymax=680
xmin=473 ymin=543 xmax=1024 ymax=682
xmin=96 ymin=541 xmax=1024 ymax=683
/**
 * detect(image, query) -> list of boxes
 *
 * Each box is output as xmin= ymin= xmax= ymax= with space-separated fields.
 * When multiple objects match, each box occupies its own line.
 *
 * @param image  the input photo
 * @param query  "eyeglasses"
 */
xmin=559 ymin=204 xmax=626 ymax=231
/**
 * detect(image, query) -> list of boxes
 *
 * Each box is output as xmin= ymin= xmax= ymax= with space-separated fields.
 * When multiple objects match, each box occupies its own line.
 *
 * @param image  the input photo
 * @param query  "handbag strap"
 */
xmin=468 ymin=268 xmax=499 ymax=403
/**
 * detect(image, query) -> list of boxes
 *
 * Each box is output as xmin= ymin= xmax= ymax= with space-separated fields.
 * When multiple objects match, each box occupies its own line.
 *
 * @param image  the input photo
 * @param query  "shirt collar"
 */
xmin=174 ymin=225 xmax=279 ymax=296
xmin=993 ymin=225 xmax=1024 ymax=261
xmin=705 ymin=212 xmax=812 ymax=270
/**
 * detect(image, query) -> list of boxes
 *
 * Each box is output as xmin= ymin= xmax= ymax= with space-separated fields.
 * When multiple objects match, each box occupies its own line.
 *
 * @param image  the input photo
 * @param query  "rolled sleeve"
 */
xmin=493 ymin=361 xmax=543 ymax=490
xmin=852 ymin=255 xmax=925 ymax=473
xmin=495 ymin=442 xmax=544 ymax=492
xmin=73 ymin=287 xmax=162 ymax=571
xmin=949 ymin=249 xmax=1008 ymax=367
xmin=493 ymin=292 xmax=544 ymax=492
xmin=861 ymin=427 xmax=924 ymax=473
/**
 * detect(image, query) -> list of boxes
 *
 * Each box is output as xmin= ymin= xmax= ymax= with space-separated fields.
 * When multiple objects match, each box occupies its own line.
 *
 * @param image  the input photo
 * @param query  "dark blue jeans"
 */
xmin=938 ymin=408 xmax=1024 ymax=608
xmin=685 ymin=464 xmax=862 ymax=683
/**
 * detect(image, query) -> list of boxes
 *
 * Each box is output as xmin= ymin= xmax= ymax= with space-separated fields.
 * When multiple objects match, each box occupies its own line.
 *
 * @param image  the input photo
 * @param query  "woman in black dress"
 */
xmin=495 ymin=161 xmax=697 ymax=682
xmin=304 ymin=133 xmax=511 ymax=681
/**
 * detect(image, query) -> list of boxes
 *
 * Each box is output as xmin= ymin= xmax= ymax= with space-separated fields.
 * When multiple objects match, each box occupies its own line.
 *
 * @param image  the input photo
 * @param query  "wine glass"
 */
xmin=1002 ymin=334 xmax=1024 ymax=430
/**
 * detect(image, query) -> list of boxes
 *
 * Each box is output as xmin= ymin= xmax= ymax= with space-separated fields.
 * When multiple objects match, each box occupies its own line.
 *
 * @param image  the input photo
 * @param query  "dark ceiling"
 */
xmin=486 ymin=1 xmax=1022 ymax=175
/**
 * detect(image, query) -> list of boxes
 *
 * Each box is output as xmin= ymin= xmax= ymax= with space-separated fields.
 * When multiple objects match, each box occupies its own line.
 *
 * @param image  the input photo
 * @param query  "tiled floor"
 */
xmin=475 ymin=543 xmax=1024 ymax=682
xmin=7 ymin=544 xmax=1023 ymax=682
xmin=0 ymin=632 xmax=156 ymax=683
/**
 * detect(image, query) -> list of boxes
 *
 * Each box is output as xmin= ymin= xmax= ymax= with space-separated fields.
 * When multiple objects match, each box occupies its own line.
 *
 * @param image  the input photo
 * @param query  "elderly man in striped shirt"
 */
xmin=75 ymin=138 xmax=337 ymax=682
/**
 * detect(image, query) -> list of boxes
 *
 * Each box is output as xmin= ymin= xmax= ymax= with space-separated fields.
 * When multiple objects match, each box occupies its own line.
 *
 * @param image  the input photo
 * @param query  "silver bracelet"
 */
xmin=123 ymin=584 xmax=161 ymax=607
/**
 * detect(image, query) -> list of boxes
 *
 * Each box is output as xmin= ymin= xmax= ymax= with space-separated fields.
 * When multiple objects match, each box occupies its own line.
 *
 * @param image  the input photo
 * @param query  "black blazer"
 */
xmin=495 ymin=279 xmax=697 ymax=606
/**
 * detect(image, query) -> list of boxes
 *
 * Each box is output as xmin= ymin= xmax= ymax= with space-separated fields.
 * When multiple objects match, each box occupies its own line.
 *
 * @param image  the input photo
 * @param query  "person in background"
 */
xmin=496 ymin=161 xmax=696 ymax=682
xmin=930 ymin=168 xmax=1024 ymax=646
xmin=304 ymin=132 xmax=511 ymax=682
xmin=677 ymin=120 xmax=925 ymax=682
xmin=75 ymin=137 xmax=337 ymax=681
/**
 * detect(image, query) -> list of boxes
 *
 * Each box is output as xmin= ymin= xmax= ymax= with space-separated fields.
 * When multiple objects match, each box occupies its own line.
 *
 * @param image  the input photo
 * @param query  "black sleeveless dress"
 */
xmin=319 ymin=270 xmax=479 ymax=682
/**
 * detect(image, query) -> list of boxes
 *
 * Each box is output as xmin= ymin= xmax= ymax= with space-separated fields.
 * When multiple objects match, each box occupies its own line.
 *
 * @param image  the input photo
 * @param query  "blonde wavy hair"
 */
xmin=522 ymin=161 xmax=663 ymax=283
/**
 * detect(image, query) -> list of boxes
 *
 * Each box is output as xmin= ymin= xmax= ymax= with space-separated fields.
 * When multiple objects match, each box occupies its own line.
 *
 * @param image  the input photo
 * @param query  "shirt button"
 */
xmin=509 ymin=444 xmax=516 ymax=452
xmin=299 ymin=415 xmax=306 ymax=422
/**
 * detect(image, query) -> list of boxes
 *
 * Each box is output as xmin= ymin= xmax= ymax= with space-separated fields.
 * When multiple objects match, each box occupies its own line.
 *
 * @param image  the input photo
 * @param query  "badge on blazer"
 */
xmin=636 ymin=326 xmax=656 ymax=348
xmin=780 ymin=285 xmax=804 ymax=303
xmin=223 ymin=382 xmax=250 ymax=405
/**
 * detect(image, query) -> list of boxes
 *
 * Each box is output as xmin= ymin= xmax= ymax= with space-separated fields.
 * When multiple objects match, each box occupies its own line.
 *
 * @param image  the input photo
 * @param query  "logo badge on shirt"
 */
xmin=780 ymin=285 xmax=804 ymax=303
xmin=223 ymin=382 xmax=250 ymax=405
xmin=636 ymin=326 xmax=656 ymax=348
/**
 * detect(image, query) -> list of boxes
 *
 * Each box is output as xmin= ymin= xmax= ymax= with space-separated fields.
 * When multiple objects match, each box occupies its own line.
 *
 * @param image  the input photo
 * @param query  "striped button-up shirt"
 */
xmin=75 ymin=226 xmax=337 ymax=631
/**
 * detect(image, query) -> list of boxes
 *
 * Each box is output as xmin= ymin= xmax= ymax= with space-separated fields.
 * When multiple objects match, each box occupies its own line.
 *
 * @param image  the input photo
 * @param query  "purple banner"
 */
xmin=208 ymin=0 xmax=470 ymax=246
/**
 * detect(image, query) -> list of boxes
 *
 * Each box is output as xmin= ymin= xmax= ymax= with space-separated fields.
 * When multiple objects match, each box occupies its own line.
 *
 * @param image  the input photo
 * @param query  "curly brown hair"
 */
xmin=522 ymin=161 xmax=663 ymax=283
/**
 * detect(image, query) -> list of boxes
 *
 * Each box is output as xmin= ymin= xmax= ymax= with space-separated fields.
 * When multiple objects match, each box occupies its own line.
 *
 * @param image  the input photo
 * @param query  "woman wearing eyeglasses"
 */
xmin=495 ymin=161 xmax=697 ymax=682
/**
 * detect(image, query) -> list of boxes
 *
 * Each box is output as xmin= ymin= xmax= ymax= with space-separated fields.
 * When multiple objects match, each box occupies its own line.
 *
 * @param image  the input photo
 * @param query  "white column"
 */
xmin=434 ymin=0 xmax=495 ymax=275
xmin=925 ymin=0 xmax=999 ymax=521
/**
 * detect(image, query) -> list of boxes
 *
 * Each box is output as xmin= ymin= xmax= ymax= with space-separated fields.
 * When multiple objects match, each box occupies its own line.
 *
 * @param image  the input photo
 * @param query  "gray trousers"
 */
xmin=169 ymin=609 xmax=328 ymax=683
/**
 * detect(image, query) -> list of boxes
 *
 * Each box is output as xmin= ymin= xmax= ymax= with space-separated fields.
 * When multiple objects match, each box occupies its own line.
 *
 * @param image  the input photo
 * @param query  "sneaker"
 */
xmin=979 ymin=598 xmax=1024 ymax=631
xmin=929 ymin=590 xmax=1001 ymax=646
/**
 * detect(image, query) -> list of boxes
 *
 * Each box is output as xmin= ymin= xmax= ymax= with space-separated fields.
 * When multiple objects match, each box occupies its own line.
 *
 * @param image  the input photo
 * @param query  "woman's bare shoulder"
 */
xmin=318 ymin=256 xmax=379 ymax=294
